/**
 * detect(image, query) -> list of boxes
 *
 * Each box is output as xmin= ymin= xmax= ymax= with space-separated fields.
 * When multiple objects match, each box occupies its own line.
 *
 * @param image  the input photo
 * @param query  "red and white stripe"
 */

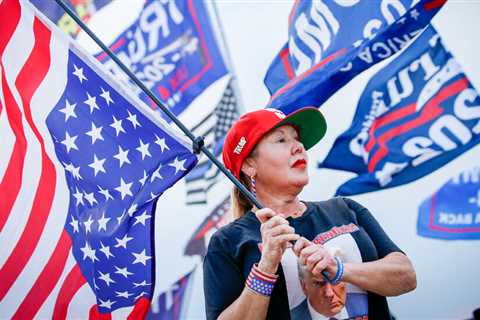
xmin=0 ymin=1 xmax=147 ymax=318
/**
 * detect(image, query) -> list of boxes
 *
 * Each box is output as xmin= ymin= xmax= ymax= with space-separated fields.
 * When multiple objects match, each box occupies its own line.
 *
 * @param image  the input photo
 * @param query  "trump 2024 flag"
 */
xmin=320 ymin=26 xmax=480 ymax=196
xmin=0 ymin=0 xmax=197 ymax=318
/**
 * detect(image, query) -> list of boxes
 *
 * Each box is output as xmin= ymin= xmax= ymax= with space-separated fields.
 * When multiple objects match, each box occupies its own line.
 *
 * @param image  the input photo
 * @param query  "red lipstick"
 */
xmin=292 ymin=159 xmax=307 ymax=168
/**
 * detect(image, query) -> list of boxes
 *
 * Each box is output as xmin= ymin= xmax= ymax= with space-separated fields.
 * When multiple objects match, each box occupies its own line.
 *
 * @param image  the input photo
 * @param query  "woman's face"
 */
xmin=245 ymin=125 xmax=309 ymax=193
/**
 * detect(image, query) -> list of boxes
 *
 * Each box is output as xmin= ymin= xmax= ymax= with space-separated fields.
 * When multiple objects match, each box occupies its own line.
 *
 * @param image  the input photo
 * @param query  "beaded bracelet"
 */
xmin=329 ymin=256 xmax=344 ymax=285
xmin=245 ymin=263 xmax=278 ymax=297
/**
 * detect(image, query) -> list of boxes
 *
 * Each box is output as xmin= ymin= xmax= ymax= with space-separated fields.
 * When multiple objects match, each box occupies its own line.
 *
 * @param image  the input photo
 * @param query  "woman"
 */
xmin=203 ymin=107 xmax=416 ymax=319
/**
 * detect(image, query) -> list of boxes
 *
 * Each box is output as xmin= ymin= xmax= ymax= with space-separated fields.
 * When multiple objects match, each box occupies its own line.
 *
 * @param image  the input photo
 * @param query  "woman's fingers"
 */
xmin=293 ymin=237 xmax=311 ymax=256
xmin=306 ymin=250 xmax=328 ymax=271
xmin=260 ymin=215 xmax=288 ymax=233
xmin=312 ymin=256 xmax=336 ymax=278
xmin=265 ymin=224 xmax=295 ymax=238
xmin=255 ymin=208 xmax=276 ymax=223
xmin=271 ymin=233 xmax=300 ymax=246
xmin=298 ymin=244 xmax=332 ymax=271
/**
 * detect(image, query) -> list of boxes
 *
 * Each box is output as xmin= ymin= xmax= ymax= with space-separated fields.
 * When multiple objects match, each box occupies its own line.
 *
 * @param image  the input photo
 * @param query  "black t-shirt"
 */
xmin=203 ymin=197 xmax=402 ymax=320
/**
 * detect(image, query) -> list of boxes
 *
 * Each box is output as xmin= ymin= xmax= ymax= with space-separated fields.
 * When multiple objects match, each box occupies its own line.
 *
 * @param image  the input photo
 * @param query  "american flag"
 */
xmin=0 ymin=0 xmax=197 ymax=318
xmin=184 ymin=82 xmax=239 ymax=205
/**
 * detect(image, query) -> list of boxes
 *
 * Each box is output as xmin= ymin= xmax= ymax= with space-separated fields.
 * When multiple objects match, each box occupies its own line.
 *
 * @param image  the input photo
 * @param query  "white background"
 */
xmin=80 ymin=1 xmax=480 ymax=319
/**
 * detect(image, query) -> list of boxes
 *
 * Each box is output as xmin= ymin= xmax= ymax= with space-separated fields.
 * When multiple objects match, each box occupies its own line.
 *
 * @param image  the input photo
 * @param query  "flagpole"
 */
xmin=53 ymin=0 xmax=262 ymax=209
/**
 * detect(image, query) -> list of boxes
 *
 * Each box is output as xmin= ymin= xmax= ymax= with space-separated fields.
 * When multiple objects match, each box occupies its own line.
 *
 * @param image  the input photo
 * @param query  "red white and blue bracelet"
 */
xmin=245 ymin=263 xmax=278 ymax=297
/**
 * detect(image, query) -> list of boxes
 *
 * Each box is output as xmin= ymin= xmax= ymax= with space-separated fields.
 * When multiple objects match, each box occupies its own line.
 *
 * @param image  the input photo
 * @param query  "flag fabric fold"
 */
xmin=264 ymin=0 xmax=446 ymax=114
xmin=319 ymin=26 xmax=480 ymax=196
xmin=0 ymin=0 xmax=197 ymax=318
xmin=96 ymin=0 xmax=228 ymax=118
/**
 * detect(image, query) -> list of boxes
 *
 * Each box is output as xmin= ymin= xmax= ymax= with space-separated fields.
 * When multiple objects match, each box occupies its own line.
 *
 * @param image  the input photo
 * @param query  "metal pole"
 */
xmin=53 ymin=0 xmax=262 ymax=209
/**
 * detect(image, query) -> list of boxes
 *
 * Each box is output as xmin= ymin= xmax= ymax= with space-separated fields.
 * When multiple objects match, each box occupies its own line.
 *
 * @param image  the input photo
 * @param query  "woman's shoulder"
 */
xmin=307 ymin=197 xmax=366 ymax=212
xmin=209 ymin=212 xmax=259 ymax=249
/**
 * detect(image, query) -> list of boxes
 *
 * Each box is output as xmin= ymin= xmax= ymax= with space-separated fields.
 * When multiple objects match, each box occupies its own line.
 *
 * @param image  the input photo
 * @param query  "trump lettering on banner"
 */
xmin=418 ymin=166 xmax=480 ymax=240
xmin=96 ymin=0 xmax=227 ymax=117
xmin=0 ymin=0 xmax=197 ymax=318
xmin=264 ymin=0 xmax=446 ymax=114
xmin=320 ymin=26 xmax=480 ymax=196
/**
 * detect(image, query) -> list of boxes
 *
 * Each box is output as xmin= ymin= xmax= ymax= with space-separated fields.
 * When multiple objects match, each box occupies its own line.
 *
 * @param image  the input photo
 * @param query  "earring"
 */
xmin=250 ymin=175 xmax=256 ymax=197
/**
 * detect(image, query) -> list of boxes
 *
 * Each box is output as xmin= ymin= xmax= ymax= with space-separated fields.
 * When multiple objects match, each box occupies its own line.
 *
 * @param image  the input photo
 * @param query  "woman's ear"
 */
xmin=241 ymin=157 xmax=256 ymax=178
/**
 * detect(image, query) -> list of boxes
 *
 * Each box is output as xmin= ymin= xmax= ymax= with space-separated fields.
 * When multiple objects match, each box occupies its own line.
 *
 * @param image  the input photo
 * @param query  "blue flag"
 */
xmin=96 ymin=0 xmax=228 ymax=118
xmin=418 ymin=167 xmax=480 ymax=240
xmin=30 ymin=0 xmax=112 ymax=37
xmin=320 ymin=26 xmax=480 ymax=196
xmin=264 ymin=0 xmax=446 ymax=114
xmin=146 ymin=269 xmax=195 ymax=320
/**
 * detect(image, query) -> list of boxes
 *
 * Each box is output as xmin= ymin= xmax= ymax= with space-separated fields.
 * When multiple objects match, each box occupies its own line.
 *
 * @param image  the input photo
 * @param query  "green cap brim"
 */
xmin=275 ymin=107 xmax=327 ymax=150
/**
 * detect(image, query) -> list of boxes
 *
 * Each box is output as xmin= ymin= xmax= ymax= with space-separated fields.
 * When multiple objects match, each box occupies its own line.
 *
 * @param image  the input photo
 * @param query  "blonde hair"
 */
xmin=230 ymin=172 xmax=254 ymax=219
xmin=229 ymin=148 xmax=259 ymax=219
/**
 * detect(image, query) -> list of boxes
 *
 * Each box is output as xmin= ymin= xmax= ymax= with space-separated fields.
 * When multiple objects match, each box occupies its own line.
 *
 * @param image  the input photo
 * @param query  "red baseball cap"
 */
xmin=222 ymin=107 xmax=327 ymax=179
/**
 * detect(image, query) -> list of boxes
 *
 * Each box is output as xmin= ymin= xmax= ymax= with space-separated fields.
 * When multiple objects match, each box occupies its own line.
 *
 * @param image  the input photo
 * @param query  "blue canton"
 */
xmin=45 ymin=49 xmax=197 ymax=313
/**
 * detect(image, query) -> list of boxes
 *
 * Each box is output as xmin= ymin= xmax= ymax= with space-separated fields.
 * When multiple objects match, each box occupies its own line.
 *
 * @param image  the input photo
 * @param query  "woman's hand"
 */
xmin=293 ymin=237 xmax=338 ymax=279
xmin=255 ymin=208 xmax=300 ymax=275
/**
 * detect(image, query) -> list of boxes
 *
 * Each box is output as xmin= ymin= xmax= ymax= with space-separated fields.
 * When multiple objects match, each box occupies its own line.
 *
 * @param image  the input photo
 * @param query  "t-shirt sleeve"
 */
xmin=342 ymin=197 xmax=403 ymax=258
xmin=203 ymin=230 xmax=245 ymax=320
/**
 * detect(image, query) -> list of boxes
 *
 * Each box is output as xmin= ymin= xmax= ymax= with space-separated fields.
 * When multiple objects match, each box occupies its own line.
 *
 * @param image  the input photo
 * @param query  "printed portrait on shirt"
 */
xmin=281 ymin=224 xmax=369 ymax=320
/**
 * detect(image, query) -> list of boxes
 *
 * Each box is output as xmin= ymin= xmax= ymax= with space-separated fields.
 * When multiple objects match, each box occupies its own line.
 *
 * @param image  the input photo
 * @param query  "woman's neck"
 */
xmin=255 ymin=190 xmax=306 ymax=218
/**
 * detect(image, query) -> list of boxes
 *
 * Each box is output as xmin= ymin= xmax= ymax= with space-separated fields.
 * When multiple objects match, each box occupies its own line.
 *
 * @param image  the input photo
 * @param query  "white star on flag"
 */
xmin=80 ymin=242 xmax=98 ymax=262
xmin=150 ymin=165 xmax=163 ymax=182
xmin=70 ymin=216 xmax=79 ymax=233
xmin=126 ymin=110 xmax=141 ymax=129
xmin=110 ymin=115 xmax=126 ymax=136
xmin=98 ymin=271 xmax=116 ymax=286
xmin=134 ymin=211 xmax=151 ymax=226
xmin=115 ymin=234 xmax=134 ymax=249
xmin=89 ymin=154 xmax=106 ymax=176
xmin=84 ymin=92 xmax=100 ymax=113
xmin=100 ymin=87 xmax=113 ymax=105
xmin=84 ymin=192 xmax=98 ymax=206
xmin=97 ymin=212 xmax=111 ymax=232
xmin=133 ymin=280 xmax=151 ymax=288
xmin=114 ymin=266 xmax=134 ymax=278
xmin=83 ymin=215 xmax=94 ymax=233
xmin=61 ymin=132 xmax=78 ymax=153
xmin=99 ymin=242 xmax=115 ymax=259
xmin=72 ymin=64 xmax=87 ymax=82
xmin=132 ymin=249 xmax=151 ymax=266
xmin=114 ymin=146 xmax=131 ymax=167
xmin=86 ymin=122 xmax=104 ymax=144
xmin=115 ymin=291 xmax=133 ymax=299
xmin=155 ymin=135 xmax=170 ymax=152
xmin=98 ymin=299 xmax=116 ymax=309
xmin=65 ymin=162 xmax=82 ymax=180
xmin=136 ymin=139 xmax=151 ymax=160
xmin=139 ymin=170 xmax=148 ymax=186
xmin=169 ymin=157 xmax=187 ymax=174
xmin=98 ymin=185 xmax=114 ymax=201
xmin=73 ymin=187 xmax=84 ymax=206
xmin=59 ymin=99 xmax=77 ymax=121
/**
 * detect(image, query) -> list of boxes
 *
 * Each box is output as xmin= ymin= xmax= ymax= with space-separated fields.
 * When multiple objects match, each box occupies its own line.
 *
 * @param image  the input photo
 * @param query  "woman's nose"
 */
xmin=292 ymin=139 xmax=305 ymax=154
